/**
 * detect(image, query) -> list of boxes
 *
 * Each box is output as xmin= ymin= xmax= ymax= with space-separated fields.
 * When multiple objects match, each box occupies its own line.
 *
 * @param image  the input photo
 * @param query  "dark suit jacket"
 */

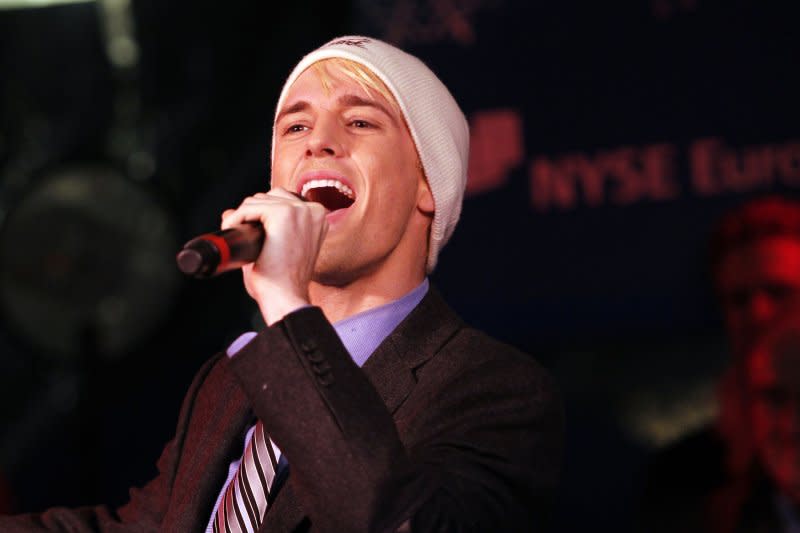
xmin=0 ymin=288 xmax=563 ymax=532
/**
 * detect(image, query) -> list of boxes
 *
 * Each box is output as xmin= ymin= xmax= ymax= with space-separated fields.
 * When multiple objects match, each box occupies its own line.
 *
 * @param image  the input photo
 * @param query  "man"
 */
xmin=638 ymin=196 xmax=800 ymax=532
xmin=712 ymin=313 xmax=800 ymax=532
xmin=0 ymin=36 xmax=563 ymax=532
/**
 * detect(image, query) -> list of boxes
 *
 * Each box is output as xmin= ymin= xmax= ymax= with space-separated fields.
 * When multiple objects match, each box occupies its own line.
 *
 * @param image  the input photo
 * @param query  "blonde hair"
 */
xmin=310 ymin=58 xmax=401 ymax=116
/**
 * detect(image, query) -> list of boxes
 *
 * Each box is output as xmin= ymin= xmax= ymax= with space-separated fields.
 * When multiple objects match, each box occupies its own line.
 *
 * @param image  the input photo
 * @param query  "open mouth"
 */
xmin=300 ymin=179 xmax=355 ymax=211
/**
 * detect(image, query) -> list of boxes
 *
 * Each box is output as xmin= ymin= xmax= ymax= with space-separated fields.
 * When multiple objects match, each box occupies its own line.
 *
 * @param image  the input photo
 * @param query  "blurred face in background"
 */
xmin=717 ymin=236 xmax=800 ymax=359
xmin=747 ymin=334 xmax=800 ymax=504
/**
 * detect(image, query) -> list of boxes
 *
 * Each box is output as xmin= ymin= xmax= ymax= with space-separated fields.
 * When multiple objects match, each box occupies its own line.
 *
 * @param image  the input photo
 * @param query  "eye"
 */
xmin=764 ymin=282 xmax=800 ymax=304
xmin=285 ymin=123 xmax=308 ymax=134
xmin=349 ymin=119 xmax=374 ymax=129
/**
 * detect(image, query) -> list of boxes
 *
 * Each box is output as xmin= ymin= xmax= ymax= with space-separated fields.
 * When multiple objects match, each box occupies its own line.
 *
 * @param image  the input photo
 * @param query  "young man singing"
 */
xmin=2 ymin=36 xmax=563 ymax=533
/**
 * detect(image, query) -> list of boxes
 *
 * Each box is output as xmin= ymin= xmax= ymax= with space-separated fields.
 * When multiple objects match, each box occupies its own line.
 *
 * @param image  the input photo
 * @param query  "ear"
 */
xmin=416 ymin=177 xmax=435 ymax=215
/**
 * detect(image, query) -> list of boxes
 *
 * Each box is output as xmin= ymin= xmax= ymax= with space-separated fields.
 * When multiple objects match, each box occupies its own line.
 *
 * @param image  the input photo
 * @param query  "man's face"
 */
xmin=747 ymin=339 xmax=800 ymax=504
xmin=716 ymin=237 xmax=800 ymax=358
xmin=271 ymin=64 xmax=433 ymax=285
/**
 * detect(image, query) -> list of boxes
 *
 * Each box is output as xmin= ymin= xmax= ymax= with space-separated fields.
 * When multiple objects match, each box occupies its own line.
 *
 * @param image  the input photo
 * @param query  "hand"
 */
xmin=220 ymin=188 xmax=329 ymax=325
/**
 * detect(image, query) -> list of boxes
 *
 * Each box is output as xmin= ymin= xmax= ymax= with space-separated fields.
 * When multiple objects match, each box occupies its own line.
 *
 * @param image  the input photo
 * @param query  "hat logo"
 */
xmin=328 ymin=37 xmax=371 ymax=48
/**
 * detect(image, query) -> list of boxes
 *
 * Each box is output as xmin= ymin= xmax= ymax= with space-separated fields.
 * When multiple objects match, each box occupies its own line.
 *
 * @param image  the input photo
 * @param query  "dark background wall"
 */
xmin=0 ymin=1 xmax=797 ymax=531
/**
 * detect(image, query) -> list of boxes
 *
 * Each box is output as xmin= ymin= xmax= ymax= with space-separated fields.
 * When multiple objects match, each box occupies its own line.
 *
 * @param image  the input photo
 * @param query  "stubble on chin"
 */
xmin=310 ymin=248 xmax=358 ymax=288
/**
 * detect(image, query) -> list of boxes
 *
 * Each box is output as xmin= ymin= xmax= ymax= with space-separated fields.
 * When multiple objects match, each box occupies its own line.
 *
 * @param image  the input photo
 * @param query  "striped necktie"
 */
xmin=213 ymin=421 xmax=279 ymax=533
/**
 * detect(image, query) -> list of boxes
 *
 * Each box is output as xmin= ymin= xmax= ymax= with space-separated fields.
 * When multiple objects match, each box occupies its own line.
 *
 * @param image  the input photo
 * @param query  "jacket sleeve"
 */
xmin=228 ymin=306 xmax=564 ymax=533
xmin=0 ymin=354 xmax=224 ymax=533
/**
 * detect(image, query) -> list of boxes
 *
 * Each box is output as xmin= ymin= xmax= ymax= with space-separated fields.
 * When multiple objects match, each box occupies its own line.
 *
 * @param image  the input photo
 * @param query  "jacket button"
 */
xmin=307 ymin=350 xmax=325 ymax=363
xmin=312 ymin=361 xmax=331 ymax=374
xmin=299 ymin=339 xmax=317 ymax=353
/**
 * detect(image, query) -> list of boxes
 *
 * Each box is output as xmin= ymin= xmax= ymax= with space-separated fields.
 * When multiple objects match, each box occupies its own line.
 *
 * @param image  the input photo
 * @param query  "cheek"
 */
xmin=380 ymin=133 xmax=422 ymax=182
xmin=361 ymin=155 xmax=419 ymax=205
xmin=271 ymin=149 xmax=296 ymax=188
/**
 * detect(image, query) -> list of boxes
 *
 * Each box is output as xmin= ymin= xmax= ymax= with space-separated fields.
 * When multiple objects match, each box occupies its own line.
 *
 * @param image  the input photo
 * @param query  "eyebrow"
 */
xmin=275 ymin=94 xmax=399 ymax=127
xmin=337 ymin=94 xmax=399 ymax=126
xmin=275 ymin=101 xmax=310 ymax=126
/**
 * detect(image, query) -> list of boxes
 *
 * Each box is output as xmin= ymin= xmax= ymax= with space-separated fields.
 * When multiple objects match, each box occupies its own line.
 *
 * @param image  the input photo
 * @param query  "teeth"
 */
xmin=300 ymin=179 xmax=355 ymax=199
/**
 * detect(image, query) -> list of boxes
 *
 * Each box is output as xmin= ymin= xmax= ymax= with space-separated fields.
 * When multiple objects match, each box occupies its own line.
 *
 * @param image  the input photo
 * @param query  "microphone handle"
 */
xmin=176 ymin=222 xmax=265 ymax=278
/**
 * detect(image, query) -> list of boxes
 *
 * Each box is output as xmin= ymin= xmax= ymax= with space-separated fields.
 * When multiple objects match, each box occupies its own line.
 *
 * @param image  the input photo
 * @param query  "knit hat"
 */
xmin=271 ymin=36 xmax=469 ymax=273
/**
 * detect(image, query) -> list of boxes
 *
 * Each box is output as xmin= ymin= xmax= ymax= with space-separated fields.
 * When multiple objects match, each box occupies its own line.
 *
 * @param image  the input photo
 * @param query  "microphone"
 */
xmin=176 ymin=223 xmax=265 ymax=278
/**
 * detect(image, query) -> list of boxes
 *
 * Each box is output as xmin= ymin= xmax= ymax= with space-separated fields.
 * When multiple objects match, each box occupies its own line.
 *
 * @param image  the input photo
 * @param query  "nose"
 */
xmin=305 ymin=117 xmax=344 ymax=158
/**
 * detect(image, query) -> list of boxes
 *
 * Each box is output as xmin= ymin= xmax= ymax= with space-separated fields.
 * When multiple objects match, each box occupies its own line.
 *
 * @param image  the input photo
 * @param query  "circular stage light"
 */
xmin=0 ymin=164 xmax=180 ymax=359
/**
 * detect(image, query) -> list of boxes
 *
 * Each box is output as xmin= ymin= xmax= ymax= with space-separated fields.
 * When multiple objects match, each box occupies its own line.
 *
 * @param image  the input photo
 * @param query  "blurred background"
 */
xmin=0 ymin=0 xmax=797 ymax=531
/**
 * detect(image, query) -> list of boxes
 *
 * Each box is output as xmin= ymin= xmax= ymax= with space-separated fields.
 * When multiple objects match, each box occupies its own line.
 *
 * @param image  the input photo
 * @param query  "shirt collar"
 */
xmin=333 ymin=278 xmax=429 ymax=367
xmin=226 ymin=279 xmax=429 ymax=367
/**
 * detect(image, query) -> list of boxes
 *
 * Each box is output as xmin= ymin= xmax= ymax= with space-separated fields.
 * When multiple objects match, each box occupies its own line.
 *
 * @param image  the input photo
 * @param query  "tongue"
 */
xmin=304 ymin=187 xmax=355 ymax=211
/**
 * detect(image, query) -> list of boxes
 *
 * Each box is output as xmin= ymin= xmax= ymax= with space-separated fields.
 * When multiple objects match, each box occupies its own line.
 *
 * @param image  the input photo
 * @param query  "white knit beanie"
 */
xmin=271 ymin=36 xmax=469 ymax=273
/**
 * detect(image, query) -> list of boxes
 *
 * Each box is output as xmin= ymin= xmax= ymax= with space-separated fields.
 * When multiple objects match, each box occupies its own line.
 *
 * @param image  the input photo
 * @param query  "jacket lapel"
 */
xmin=362 ymin=286 xmax=462 ymax=413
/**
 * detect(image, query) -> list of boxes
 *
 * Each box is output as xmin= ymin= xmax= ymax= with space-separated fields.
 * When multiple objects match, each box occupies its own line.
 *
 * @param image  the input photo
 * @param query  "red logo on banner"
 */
xmin=467 ymin=109 xmax=524 ymax=195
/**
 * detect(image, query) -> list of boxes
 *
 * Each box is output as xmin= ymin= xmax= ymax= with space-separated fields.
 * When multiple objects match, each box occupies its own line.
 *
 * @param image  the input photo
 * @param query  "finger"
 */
xmin=220 ymin=202 xmax=273 ymax=230
xmin=270 ymin=187 xmax=331 ymax=213
xmin=221 ymin=196 xmax=308 ymax=230
xmin=307 ymin=202 xmax=329 ymax=223
xmin=318 ymin=219 xmax=329 ymax=246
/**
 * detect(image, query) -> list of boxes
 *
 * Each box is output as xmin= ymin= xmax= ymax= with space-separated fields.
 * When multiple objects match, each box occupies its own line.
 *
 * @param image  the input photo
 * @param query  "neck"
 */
xmin=309 ymin=268 xmax=426 ymax=323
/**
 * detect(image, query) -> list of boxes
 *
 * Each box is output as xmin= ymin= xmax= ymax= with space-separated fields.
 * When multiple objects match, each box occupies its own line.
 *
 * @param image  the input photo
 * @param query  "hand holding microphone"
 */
xmin=177 ymin=189 xmax=329 ymax=324
xmin=176 ymin=190 xmax=315 ymax=278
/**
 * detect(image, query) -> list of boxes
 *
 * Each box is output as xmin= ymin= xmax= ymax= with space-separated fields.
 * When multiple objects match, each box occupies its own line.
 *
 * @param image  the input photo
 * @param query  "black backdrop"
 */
xmin=0 ymin=1 xmax=797 ymax=531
